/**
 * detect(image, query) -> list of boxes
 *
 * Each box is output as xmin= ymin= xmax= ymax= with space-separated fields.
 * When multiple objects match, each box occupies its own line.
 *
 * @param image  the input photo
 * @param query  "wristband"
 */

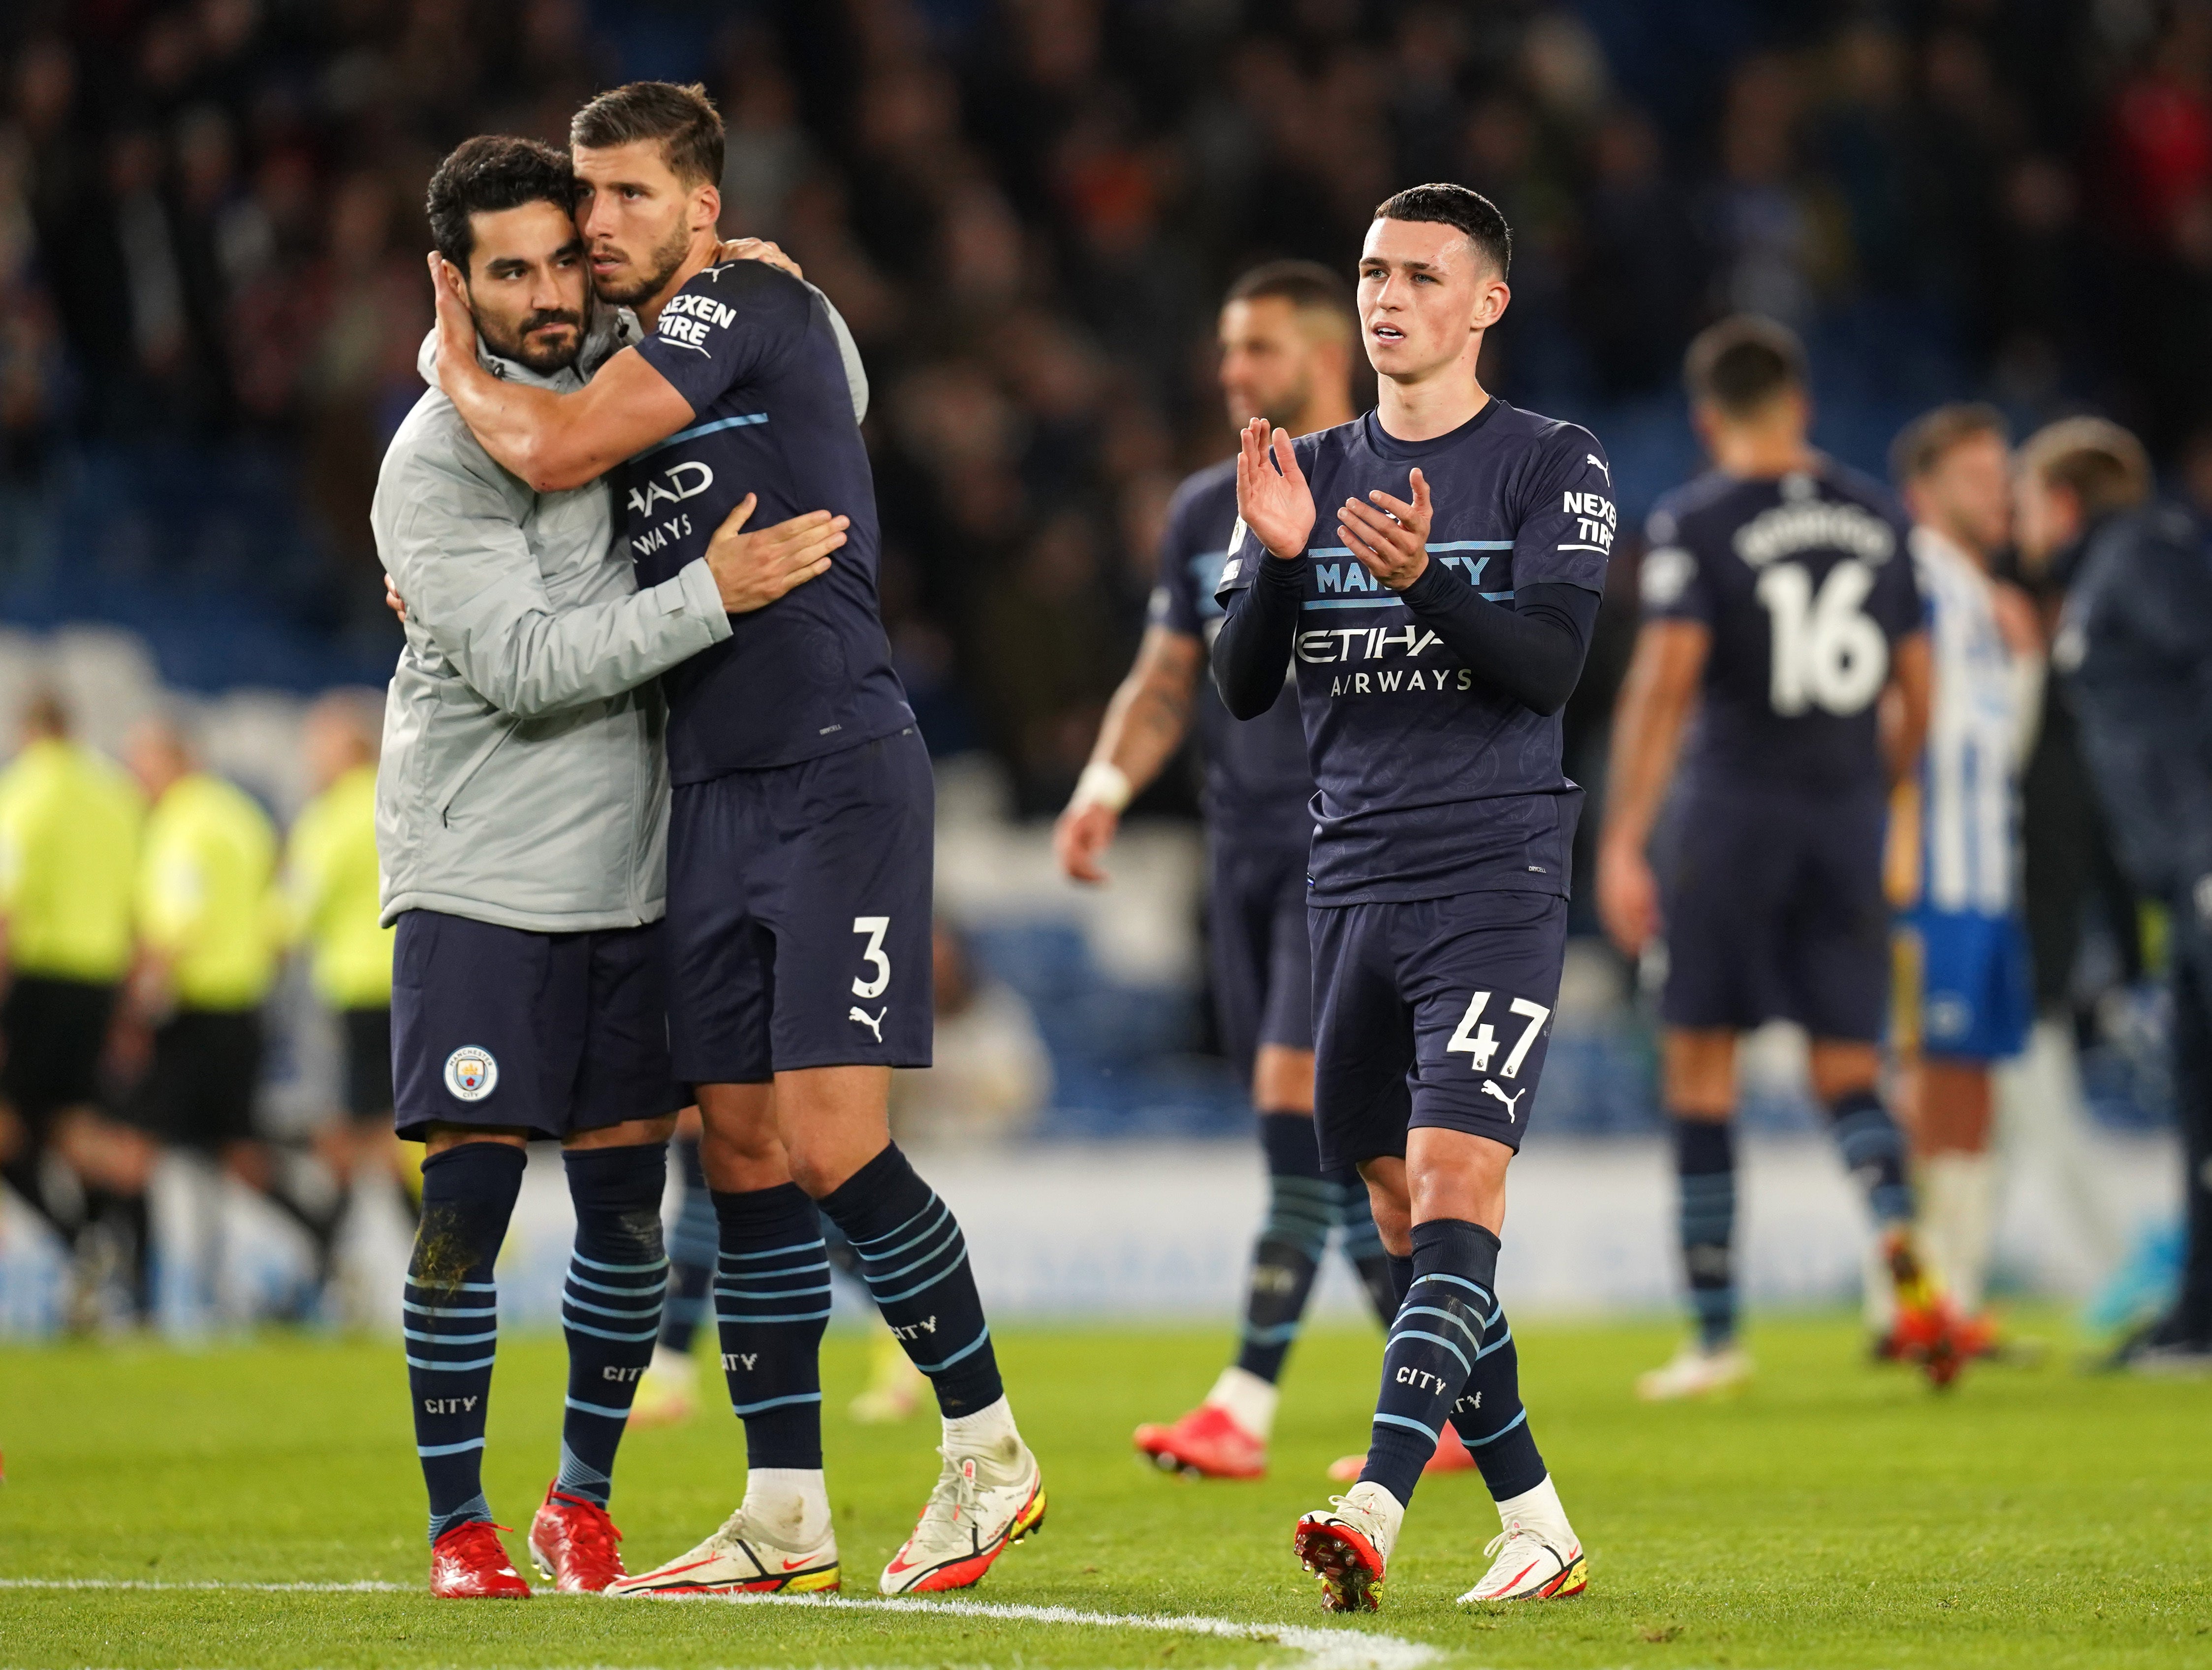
xmin=1071 ymin=761 xmax=1134 ymax=815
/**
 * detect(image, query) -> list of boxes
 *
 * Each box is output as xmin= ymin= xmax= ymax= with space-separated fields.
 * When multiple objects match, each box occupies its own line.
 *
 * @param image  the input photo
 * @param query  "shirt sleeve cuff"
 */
xmin=667 ymin=557 xmax=735 ymax=642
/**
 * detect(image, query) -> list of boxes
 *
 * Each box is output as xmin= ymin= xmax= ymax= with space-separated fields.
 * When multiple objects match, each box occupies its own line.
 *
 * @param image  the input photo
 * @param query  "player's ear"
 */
xmin=691 ymin=182 xmax=722 ymax=236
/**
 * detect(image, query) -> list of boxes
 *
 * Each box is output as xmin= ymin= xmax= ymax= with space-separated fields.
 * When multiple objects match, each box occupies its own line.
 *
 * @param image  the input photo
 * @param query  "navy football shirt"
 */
xmin=630 ymin=260 xmax=914 ymax=780
xmin=1151 ymin=457 xmax=1313 ymax=845
xmin=1215 ymin=400 xmax=1614 ymax=905
xmin=1641 ymin=463 xmax=1921 ymax=796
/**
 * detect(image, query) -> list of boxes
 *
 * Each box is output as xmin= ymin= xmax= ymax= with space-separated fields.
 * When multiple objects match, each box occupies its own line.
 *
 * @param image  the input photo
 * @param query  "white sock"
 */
xmin=1202 ymin=1365 xmax=1279 ymax=1442
xmin=648 ymin=1342 xmax=696 ymax=1386
xmin=943 ymin=1394 xmax=1024 ymax=1476
xmin=1922 ymin=1151 xmax=1996 ymax=1314
xmin=1860 ymin=1231 xmax=1897 ymax=1335
xmin=742 ymin=1467 xmax=832 ymax=1547
xmin=1495 ymin=1472 xmax=1575 ymax=1544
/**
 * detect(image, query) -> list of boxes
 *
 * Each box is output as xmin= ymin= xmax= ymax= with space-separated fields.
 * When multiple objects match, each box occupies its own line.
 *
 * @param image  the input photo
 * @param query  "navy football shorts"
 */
xmin=665 ymin=726 xmax=934 ymax=1085
xmin=1660 ymin=784 xmax=1889 ymax=1043
xmin=1310 ymin=889 xmax=1567 ymax=1167
xmin=1207 ymin=835 xmax=1315 ymax=1075
xmin=390 ymin=910 xmax=685 ymax=1142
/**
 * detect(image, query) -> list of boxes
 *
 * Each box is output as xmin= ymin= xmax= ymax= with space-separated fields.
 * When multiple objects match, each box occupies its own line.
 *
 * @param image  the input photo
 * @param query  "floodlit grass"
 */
xmin=2 ymin=1314 xmax=2209 ymax=1668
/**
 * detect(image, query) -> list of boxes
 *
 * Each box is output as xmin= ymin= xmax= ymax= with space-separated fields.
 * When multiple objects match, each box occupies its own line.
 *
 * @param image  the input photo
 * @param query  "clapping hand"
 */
xmin=1338 ymin=469 xmax=1432 ymax=591
xmin=1234 ymin=418 xmax=1315 ymax=562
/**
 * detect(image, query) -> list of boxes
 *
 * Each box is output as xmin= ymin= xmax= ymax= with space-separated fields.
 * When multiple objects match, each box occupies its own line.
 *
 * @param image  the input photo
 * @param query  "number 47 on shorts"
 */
xmin=1446 ymin=991 xmax=1550 ymax=1078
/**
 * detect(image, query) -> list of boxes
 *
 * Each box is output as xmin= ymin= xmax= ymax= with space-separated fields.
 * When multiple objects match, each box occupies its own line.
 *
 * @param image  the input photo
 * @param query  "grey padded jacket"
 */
xmin=372 ymin=319 xmax=732 ymax=932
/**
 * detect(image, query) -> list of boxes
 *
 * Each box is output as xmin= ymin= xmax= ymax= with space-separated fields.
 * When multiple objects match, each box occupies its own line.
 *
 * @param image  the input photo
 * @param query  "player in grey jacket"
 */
xmin=372 ymin=134 xmax=848 ymax=1599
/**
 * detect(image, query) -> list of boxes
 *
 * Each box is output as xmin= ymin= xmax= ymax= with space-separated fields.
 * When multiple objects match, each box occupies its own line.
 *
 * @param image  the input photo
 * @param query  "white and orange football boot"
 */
xmin=1458 ymin=1475 xmax=1587 ymax=1604
xmin=428 ymin=1520 xmax=531 ymax=1599
xmin=609 ymin=1499 xmax=840 ymax=1597
xmin=1293 ymin=1481 xmax=1401 ymax=1613
xmin=879 ymin=1441 xmax=1046 ymax=1593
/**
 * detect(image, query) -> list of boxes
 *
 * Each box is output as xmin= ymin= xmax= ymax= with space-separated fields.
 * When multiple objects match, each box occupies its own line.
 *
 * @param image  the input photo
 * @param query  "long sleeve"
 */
xmin=1396 ymin=570 xmax=1601 ymax=716
xmin=380 ymin=435 xmax=731 ymax=722
xmin=1209 ymin=552 xmax=1305 ymax=719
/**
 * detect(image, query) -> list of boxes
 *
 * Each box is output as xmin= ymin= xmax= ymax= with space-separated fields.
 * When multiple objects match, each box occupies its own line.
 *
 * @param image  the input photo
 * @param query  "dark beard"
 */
xmin=481 ymin=307 xmax=584 ymax=374
xmin=594 ymin=220 xmax=691 ymax=308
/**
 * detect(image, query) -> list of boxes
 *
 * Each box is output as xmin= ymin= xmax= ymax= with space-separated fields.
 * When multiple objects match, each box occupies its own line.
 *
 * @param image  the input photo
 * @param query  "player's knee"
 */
xmin=782 ymin=1134 xmax=875 ymax=1201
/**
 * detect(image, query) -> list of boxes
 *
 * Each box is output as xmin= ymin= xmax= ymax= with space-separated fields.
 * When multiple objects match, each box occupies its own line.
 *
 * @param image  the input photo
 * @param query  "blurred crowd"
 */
xmin=11 ymin=1 xmax=2212 ymax=807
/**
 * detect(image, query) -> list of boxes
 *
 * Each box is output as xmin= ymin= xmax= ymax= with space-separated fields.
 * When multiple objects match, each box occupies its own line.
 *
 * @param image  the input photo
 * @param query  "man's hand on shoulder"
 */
xmin=1340 ymin=467 xmax=1433 ymax=591
xmin=428 ymin=252 xmax=478 ymax=383
xmin=1234 ymin=418 xmax=1315 ymax=562
xmin=713 ymin=237 xmax=803 ymax=282
xmin=705 ymin=494 xmax=848 ymax=614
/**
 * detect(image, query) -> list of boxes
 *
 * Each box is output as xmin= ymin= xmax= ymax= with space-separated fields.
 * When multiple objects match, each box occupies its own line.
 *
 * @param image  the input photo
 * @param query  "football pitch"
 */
xmin=2 ymin=1316 xmax=2207 ymax=1670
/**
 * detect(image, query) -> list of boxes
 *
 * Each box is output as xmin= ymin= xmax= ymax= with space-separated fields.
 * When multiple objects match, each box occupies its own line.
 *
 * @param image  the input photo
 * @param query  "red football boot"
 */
xmin=429 ymin=1520 xmax=531 ymax=1598
xmin=528 ymin=1483 xmax=629 ymax=1593
xmin=1133 ymin=1404 xmax=1267 ymax=1479
xmin=1884 ymin=1232 xmax=1970 ymax=1389
xmin=1327 ymin=1424 xmax=1480 ymax=1482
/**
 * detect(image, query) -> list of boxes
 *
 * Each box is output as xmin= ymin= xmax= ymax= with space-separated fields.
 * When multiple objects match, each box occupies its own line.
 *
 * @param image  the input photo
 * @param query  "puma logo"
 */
xmin=1585 ymin=452 xmax=1611 ymax=483
xmin=848 ymin=1005 xmax=886 ymax=1042
xmin=1481 ymin=1080 xmax=1526 ymax=1121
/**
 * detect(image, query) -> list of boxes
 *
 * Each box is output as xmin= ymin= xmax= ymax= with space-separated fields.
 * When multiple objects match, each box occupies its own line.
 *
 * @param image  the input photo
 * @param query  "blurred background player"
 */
xmin=1598 ymin=317 xmax=1954 ymax=1398
xmin=0 ymin=691 xmax=149 ymax=1325
xmin=126 ymin=714 xmax=315 ymax=1320
xmin=2032 ymin=422 xmax=2212 ymax=1370
xmin=286 ymin=691 xmax=409 ymax=1294
xmin=1885 ymin=406 xmax=2041 ymax=1348
xmin=1055 ymin=260 xmax=1419 ymax=1482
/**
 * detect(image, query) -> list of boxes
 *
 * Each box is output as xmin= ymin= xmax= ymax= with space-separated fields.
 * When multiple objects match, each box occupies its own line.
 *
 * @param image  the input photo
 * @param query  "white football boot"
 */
xmin=1292 ymin=1481 xmax=1403 ymax=1612
xmin=879 ymin=1436 xmax=1046 ymax=1593
xmin=608 ymin=1496 xmax=838 ymax=1596
xmin=1635 ymin=1341 xmax=1754 ymax=1401
xmin=1458 ymin=1476 xmax=1587 ymax=1604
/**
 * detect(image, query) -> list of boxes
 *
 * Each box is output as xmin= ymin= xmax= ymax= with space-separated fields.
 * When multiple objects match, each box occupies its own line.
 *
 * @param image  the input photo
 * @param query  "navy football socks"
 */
xmin=555 ymin=1143 xmax=668 ymax=1507
xmin=1825 ymin=1087 xmax=1914 ymax=1228
xmin=712 ymin=1183 xmax=833 ymax=1469
xmin=1234 ymin=1113 xmax=1335 ymax=1383
xmin=1333 ymin=1166 xmax=1400 ymax=1327
xmin=1359 ymin=1217 xmax=1497 ymax=1507
xmin=1673 ymin=1116 xmax=1739 ymax=1349
xmin=659 ymin=1136 xmax=717 ymax=1355
xmin=817 ymin=1143 xmax=1003 ymax=1416
xmin=405 ymin=1142 xmax=525 ymax=1542
xmin=1451 ymin=1285 xmax=1549 ymax=1501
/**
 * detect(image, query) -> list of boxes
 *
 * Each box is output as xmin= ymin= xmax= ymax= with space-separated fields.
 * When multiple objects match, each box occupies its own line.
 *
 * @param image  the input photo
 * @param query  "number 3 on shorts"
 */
xmin=1445 ymin=991 xmax=1550 ymax=1077
xmin=851 ymin=916 xmax=891 ymax=999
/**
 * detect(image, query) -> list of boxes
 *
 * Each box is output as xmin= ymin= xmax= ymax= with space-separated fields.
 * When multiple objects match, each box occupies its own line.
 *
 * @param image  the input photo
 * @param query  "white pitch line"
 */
xmin=0 ymin=1581 xmax=1439 ymax=1670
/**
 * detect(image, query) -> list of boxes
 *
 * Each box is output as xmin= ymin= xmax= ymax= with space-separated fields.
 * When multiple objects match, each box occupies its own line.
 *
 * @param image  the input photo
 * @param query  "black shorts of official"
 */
xmin=147 ymin=1008 xmax=264 ymax=1153
xmin=1207 ymin=835 xmax=1314 ymax=1075
xmin=1310 ymin=889 xmax=1567 ymax=1169
xmin=340 ymin=1006 xmax=394 ymax=1121
xmin=1660 ymin=784 xmax=1889 ymax=1043
xmin=666 ymin=727 xmax=934 ymax=1085
xmin=390 ymin=910 xmax=685 ymax=1143
xmin=0 ymin=975 xmax=117 ymax=1129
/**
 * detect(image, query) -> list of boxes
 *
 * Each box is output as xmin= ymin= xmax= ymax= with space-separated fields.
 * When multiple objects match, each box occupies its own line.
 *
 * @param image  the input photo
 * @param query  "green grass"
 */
xmin=1 ymin=1316 xmax=2209 ymax=1668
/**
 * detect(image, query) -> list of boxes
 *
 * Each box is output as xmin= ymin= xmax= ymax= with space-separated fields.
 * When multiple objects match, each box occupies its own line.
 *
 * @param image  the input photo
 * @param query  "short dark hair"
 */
xmin=425 ymin=135 xmax=575 ymax=270
xmin=1683 ymin=315 xmax=1806 ymax=417
xmin=1224 ymin=259 xmax=1357 ymax=338
xmin=1372 ymin=183 xmax=1512 ymax=277
xmin=1891 ymin=402 xmax=2008 ymax=486
xmin=570 ymin=80 xmax=724 ymax=190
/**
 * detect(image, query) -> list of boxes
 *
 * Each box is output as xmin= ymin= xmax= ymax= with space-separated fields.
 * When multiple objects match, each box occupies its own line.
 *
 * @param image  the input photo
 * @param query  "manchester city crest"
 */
xmin=444 ymin=1046 xmax=499 ymax=1102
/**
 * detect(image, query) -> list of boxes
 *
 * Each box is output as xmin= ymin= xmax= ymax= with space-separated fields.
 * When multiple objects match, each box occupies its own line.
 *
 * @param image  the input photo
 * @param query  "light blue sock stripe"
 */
xmin=403 ymin=1301 xmax=498 ymax=1318
xmin=713 ymin=1307 xmax=834 ymax=1324
xmin=912 ymin=1326 xmax=991 ymax=1375
xmin=406 ymin=1353 xmax=498 ymax=1371
xmin=1461 ymin=1408 xmax=1529 ymax=1449
xmin=1413 ymin=1272 xmax=1496 ymax=1306
xmin=731 ymin=1390 xmax=826 ymax=1415
xmin=1397 ymin=1303 xmax=1482 ymax=1349
xmin=564 ymin=1293 xmax=664 ymax=1321
xmin=714 ymin=1281 xmax=835 ymax=1301
xmin=1388 ymin=1327 xmax=1471 ymax=1376
xmin=1373 ymin=1411 xmax=1440 ymax=1443
xmin=570 ymin=1251 xmax=669 ymax=1275
xmin=708 ymin=1258 xmax=829 ymax=1283
xmin=415 ymin=1437 xmax=487 ymax=1458
xmin=407 ymin=1281 xmax=497 ymax=1294
xmin=848 ymin=1195 xmax=937 ymax=1251
xmin=1242 ymin=1320 xmax=1302 ymax=1346
xmin=856 ymin=1202 xmax=953 ymax=1267
xmin=865 ymin=1223 xmax=964 ymax=1285
xmin=566 ymin=1270 xmax=671 ymax=1299
xmin=867 ymin=1246 xmax=971 ymax=1306
xmin=1473 ymin=1324 xmax=1516 ymax=1359
xmin=563 ymin=1396 xmax=633 ymax=1420
xmin=402 ymin=1326 xmax=499 ymax=1345
xmin=562 ymin=1319 xmax=660 ymax=1343
xmin=719 ymin=1237 xmax=828 ymax=1263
